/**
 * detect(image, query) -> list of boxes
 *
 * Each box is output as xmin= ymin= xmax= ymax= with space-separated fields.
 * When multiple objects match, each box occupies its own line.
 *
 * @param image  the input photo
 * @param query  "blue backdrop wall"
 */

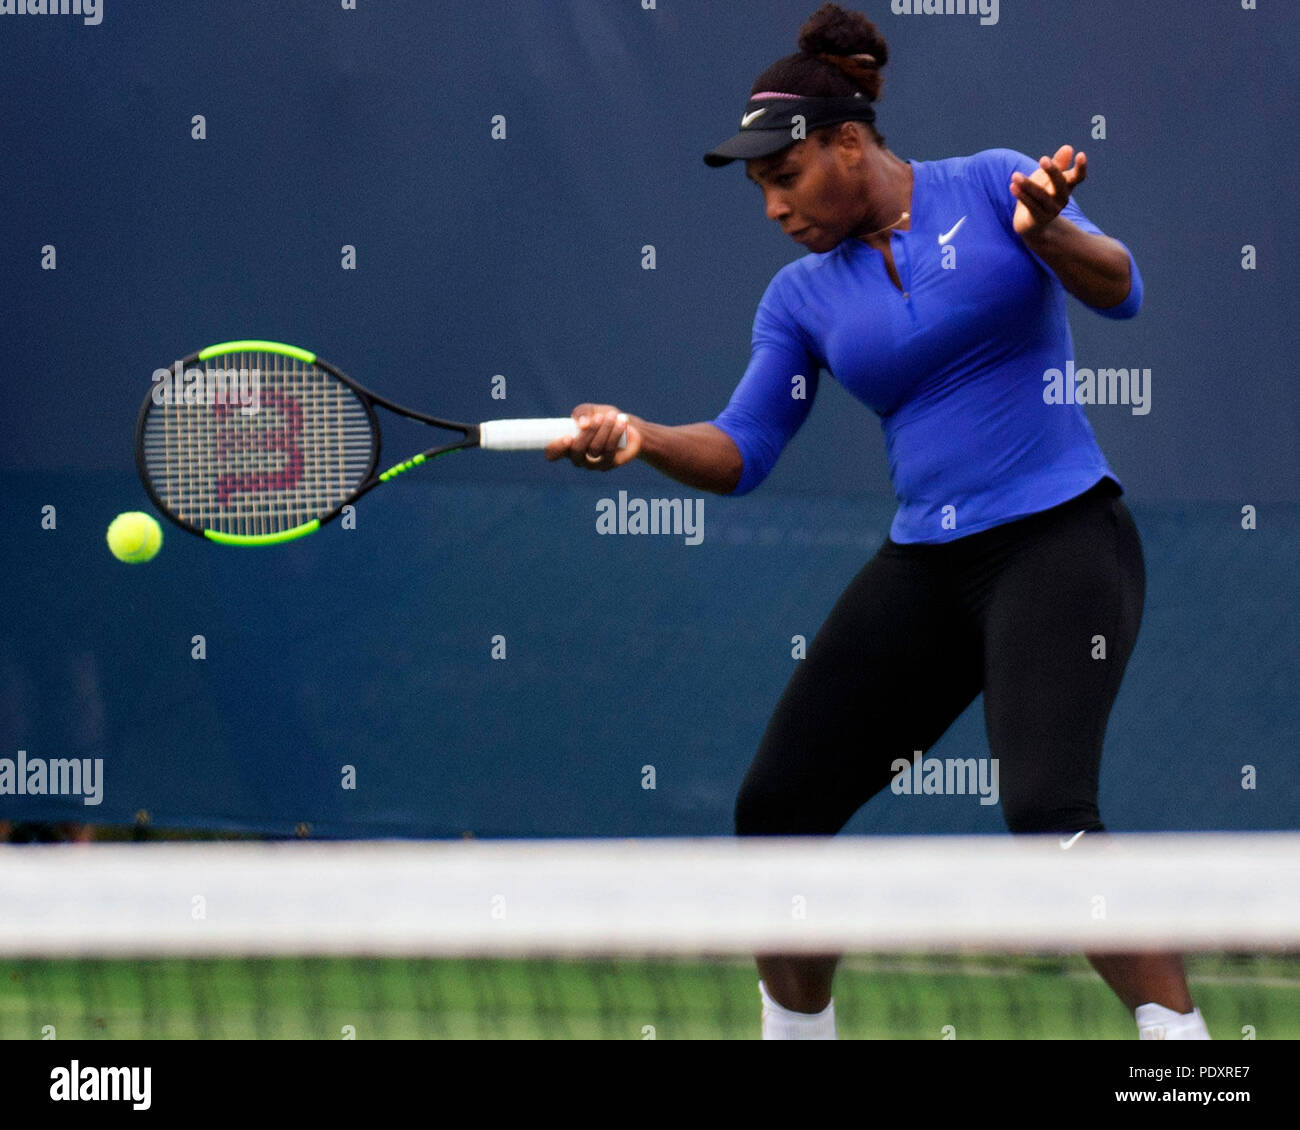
xmin=2 ymin=0 xmax=1296 ymax=837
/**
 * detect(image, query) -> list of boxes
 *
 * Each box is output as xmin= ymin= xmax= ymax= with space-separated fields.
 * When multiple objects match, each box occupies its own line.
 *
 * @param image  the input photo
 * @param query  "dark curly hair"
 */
xmin=751 ymin=4 xmax=891 ymax=147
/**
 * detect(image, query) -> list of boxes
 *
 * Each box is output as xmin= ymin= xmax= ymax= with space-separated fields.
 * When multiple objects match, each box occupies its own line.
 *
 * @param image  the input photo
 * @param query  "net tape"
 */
xmin=3 ymin=834 xmax=1298 ymax=958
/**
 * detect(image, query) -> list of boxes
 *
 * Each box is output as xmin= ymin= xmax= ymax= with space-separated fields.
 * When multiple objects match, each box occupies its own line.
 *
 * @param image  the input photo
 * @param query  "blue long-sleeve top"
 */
xmin=710 ymin=148 xmax=1142 ymax=544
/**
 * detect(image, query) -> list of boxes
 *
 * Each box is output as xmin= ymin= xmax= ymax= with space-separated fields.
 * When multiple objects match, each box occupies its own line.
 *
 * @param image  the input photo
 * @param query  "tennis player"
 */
xmin=546 ymin=3 xmax=1208 ymax=1041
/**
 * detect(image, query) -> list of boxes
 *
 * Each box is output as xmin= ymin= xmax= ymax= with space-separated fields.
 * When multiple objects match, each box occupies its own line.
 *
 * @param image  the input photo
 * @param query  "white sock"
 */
xmin=1136 ymin=1002 xmax=1211 ymax=1040
xmin=758 ymin=980 xmax=837 ymax=1040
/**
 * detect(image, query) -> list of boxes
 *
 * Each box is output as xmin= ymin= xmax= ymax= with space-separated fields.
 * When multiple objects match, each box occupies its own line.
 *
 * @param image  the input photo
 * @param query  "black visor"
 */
xmin=703 ymin=94 xmax=876 ymax=167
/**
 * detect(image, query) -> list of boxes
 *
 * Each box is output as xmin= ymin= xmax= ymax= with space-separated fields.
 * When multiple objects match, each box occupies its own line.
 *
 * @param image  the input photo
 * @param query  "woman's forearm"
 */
xmin=631 ymin=418 xmax=743 ymax=495
xmin=1020 ymin=218 xmax=1133 ymax=310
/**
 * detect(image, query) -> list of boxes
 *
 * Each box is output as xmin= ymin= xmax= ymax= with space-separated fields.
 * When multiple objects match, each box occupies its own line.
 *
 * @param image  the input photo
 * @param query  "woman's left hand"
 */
xmin=1010 ymin=145 xmax=1086 ymax=237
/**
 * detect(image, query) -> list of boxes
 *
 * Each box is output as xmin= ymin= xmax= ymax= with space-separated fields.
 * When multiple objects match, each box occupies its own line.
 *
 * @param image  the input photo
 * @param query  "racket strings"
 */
xmin=141 ymin=353 xmax=374 ymax=536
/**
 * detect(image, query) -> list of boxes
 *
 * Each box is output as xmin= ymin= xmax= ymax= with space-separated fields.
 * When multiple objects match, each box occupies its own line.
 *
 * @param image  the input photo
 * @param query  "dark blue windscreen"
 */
xmin=2 ymin=1 xmax=1295 ymax=836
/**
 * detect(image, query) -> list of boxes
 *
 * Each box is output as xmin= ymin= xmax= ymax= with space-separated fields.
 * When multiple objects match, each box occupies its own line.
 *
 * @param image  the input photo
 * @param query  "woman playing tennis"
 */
xmin=546 ymin=3 xmax=1207 ymax=1041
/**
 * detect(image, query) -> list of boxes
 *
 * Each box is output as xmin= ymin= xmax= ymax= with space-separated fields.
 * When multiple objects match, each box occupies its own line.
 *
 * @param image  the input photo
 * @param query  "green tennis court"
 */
xmin=4 ymin=953 xmax=1297 ymax=1040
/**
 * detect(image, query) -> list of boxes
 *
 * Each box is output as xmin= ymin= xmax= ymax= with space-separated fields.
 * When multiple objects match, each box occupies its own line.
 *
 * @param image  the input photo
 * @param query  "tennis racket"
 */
xmin=135 ymin=339 xmax=621 ymax=546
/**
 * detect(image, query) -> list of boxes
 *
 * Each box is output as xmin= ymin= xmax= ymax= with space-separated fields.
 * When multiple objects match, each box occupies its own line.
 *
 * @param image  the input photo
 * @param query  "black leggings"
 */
xmin=734 ymin=479 xmax=1144 ymax=837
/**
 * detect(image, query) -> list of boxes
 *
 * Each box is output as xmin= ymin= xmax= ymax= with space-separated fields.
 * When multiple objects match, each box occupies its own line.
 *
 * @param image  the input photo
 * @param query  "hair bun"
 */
xmin=798 ymin=4 xmax=889 ymax=99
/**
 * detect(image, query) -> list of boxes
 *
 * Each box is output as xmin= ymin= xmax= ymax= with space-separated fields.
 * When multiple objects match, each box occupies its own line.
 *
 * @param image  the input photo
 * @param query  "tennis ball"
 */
xmin=106 ymin=511 xmax=163 ymax=563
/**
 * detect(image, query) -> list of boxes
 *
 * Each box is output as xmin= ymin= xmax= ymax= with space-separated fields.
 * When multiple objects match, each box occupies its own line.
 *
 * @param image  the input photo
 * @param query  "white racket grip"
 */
xmin=478 ymin=417 xmax=627 ymax=451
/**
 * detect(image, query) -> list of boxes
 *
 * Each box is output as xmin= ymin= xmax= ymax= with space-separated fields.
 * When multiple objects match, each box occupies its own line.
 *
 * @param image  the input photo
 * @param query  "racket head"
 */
xmin=135 ymin=341 xmax=381 ymax=545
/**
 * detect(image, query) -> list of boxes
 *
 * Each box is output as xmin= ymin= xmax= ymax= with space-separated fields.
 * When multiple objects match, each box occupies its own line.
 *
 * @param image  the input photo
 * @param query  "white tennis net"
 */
xmin=1 ymin=833 xmax=1296 ymax=1039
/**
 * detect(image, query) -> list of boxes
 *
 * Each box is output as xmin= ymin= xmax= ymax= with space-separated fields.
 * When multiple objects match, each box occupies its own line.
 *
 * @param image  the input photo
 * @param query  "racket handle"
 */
xmin=478 ymin=417 xmax=628 ymax=451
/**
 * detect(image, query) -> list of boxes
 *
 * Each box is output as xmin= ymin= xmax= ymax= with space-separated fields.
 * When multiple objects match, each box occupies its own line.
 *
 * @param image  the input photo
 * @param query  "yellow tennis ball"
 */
xmin=106 ymin=511 xmax=163 ymax=563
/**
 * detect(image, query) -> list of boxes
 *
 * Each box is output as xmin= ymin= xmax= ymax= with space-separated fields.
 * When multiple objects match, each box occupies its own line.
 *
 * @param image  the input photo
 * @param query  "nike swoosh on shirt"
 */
xmin=1059 ymin=831 xmax=1085 ymax=850
xmin=740 ymin=109 xmax=767 ymax=127
xmin=937 ymin=216 xmax=967 ymax=245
